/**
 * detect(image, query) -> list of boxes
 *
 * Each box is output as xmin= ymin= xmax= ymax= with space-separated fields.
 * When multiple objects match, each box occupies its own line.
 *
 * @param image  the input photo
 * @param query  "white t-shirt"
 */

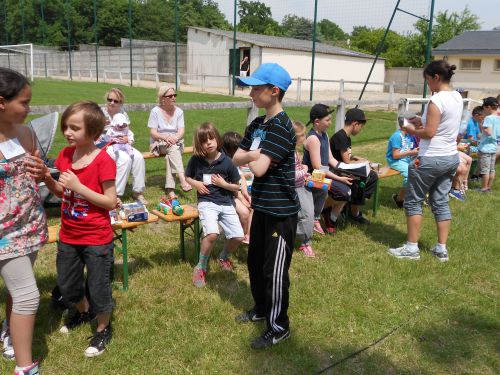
xmin=419 ymin=90 xmax=462 ymax=157
xmin=147 ymin=106 xmax=184 ymax=143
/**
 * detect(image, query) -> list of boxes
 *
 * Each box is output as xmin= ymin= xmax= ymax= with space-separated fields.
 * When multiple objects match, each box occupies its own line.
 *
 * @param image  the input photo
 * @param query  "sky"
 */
xmin=217 ymin=0 xmax=497 ymax=34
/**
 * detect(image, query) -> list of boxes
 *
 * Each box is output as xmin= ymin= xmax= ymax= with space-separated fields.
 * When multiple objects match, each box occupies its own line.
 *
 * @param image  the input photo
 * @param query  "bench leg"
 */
xmin=373 ymin=179 xmax=380 ymax=217
xmin=121 ymin=229 xmax=129 ymax=292
xmin=180 ymin=221 xmax=186 ymax=261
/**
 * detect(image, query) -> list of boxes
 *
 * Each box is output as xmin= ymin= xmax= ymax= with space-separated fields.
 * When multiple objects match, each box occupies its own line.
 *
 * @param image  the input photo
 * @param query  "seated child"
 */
xmin=386 ymin=115 xmax=419 ymax=207
xmin=293 ymin=121 xmax=315 ymax=257
xmin=185 ymin=123 xmax=244 ymax=288
xmin=476 ymin=97 xmax=500 ymax=192
xmin=449 ymin=151 xmax=472 ymax=201
xmin=106 ymin=113 xmax=134 ymax=157
xmin=464 ymin=106 xmax=484 ymax=141
xmin=222 ymin=131 xmax=253 ymax=245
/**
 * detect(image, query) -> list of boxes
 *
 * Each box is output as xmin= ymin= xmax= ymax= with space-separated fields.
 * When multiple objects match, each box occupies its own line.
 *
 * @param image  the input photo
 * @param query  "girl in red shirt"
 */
xmin=41 ymin=101 xmax=117 ymax=358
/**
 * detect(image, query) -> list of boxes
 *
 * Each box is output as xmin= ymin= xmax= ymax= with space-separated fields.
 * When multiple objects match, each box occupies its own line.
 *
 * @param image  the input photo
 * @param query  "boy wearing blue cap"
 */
xmin=232 ymin=63 xmax=299 ymax=349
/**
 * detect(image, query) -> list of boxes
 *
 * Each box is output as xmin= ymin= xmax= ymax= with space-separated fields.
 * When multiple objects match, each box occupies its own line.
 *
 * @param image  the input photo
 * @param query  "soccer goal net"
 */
xmin=0 ymin=44 xmax=34 ymax=80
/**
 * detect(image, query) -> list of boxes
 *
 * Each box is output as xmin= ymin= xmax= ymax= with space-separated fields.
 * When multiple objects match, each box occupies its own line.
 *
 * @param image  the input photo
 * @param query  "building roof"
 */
xmin=189 ymin=27 xmax=380 ymax=60
xmin=433 ymin=31 xmax=500 ymax=55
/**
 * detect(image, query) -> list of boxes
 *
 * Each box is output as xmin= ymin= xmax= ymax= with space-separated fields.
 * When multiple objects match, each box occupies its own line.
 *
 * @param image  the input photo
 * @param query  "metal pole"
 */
xmin=3 ymin=0 xmax=8 ymax=45
xmin=21 ymin=0 xmax=25 ymax=43
xmin=40 ymin=0 xmax=46 ymax=44
xmin=309 ymin=0 xmax=318 ymax=101
xmin=128 ymin=0 xmax=133 ymax=86
xmin=357 ymin=0 xmax=401 ymax=104
xmin=231 ymin=0 xmax=237 ymax=96
xmin=66 ymin=0 xmax=72 ymax=80
xmin=94 ymin=0 xmax=99 ymax=82
xmin=175 ymin=0 xmax=179 ymax=90
xmin=422 ymin=0 xmax=435 ymax=99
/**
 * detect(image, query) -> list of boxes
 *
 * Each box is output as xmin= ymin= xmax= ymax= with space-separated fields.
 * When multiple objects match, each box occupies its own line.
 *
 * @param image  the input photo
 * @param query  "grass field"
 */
xmin=1 ymin=79 xmax=498 ymax=374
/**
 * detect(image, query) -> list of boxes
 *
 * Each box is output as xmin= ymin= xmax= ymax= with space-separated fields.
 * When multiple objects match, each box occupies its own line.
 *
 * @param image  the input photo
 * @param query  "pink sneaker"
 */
xmin=302 ymin=244 xmax=316 ymax=257
xmin=14 ymin=361 xmax=39 ymax=375
xmin=192 ymin=267 xmax=206 ymax=288
xmin=313 ymin=220 xmax=325 ymax=235
xmin=218 ymin=258 xmax=234 ymax=272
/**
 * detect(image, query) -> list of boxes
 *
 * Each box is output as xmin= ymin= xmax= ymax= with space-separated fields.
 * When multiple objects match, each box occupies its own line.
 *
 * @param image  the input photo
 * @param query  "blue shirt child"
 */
xmin=465 ymin=117 xmax=481 ymax=141
xmin=386 ymin=129 xmax=415 ymax=164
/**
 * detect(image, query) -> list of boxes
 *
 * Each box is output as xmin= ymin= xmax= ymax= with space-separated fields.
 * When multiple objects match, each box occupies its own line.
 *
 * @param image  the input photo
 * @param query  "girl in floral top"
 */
xmin=293 ymin=121 xmax=315 ymax=257
xmin=0 ymin=67 xmax=47 ymax=375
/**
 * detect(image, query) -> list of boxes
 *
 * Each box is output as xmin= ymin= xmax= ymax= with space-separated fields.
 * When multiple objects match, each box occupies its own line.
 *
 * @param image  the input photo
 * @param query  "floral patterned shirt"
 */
xmin=0 ymin=157 xmax=47 ymax=260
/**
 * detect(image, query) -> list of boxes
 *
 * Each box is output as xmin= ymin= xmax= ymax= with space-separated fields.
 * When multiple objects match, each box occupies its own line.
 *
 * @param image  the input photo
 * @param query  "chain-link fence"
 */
xmin=2 ymin=1 xmax=497 ymax=101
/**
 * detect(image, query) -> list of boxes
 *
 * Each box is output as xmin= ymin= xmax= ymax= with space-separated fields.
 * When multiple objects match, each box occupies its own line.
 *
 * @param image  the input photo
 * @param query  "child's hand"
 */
xmin=211 ymin=174 xmax=226 ymax=187
xmin=195 ymin=180 xmax=210 ymax=195
xmin=23 ymin=151 xmax=48 ymax=181
xmin=338 ymin=175 xmax=353 ymax=186
xmin=58 ymin=170 xmax=82 ymax=191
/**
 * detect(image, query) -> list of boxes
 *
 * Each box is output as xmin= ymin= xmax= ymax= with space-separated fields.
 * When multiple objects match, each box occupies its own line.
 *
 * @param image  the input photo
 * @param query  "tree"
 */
xmin=237 ymin=1 xmax=281 ymax=36
xmin=281 ymin=14 xmax=316 ymax=41
xmin=318 ymin=19 xmax=347 ymax=42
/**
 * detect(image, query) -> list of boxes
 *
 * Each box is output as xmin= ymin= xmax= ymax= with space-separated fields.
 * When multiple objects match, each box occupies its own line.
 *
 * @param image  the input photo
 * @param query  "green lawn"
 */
xmin=30 ymin=78 xmax=246 ymax=105
xmin=1 ymin=80 xmax=498 ymax=374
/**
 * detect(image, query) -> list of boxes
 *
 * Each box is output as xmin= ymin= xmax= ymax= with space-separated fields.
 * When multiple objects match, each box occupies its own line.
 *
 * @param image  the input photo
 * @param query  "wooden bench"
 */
xmin=142 ymin=146 xmax=193 ymax=160
xmin=46 ymin=213 xmax=158 ymax=291
xmin=372 ymin=167 xmax=401 ymax=216
xmin=151 ymin=204 xmax=200 ymax=262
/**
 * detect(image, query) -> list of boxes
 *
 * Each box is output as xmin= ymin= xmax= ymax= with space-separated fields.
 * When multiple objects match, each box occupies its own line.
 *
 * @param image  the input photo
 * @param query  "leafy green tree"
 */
xmin=281 ymin=14 xmax=317 ymax=41
xmin=237 ymin=1 xmax=281 ymax=36
xmin=318 ymin=19 xmax=347 ymax=42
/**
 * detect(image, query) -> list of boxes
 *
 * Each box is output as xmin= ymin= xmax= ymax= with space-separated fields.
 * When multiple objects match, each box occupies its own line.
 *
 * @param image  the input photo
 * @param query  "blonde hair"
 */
xmin=293 ymin=120 xmax=306 ymax=153
xmin=105 ymin=88 xmax=125 ymax=104
xmin=157 ymin=86 xmax=175 ymax=102
xmin=61 ymin=101 xmax=106 ymax=141
xmin=192 ymin=122 xmax=222 ymax=158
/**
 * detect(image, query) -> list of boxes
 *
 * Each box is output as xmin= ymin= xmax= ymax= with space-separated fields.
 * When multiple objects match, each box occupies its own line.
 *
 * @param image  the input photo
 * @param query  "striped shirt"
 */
xmin=240 ymin=112 xmax=299 ymax=217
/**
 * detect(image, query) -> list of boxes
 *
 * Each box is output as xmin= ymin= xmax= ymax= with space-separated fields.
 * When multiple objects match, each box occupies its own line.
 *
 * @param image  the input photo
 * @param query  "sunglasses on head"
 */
xmin=163 ymin=93 xmax=177 ymax=98
xmin=107 ymin=98 xmax=120 ymax=104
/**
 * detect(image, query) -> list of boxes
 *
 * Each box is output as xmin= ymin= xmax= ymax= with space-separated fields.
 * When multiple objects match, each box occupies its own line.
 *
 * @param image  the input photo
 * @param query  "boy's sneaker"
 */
xmin=84 ymin=324 xmax=112 ymax=358
xmin=313 ymin=220 xmax=325 ymax=235
xmin=0 ymin=320 xmax=8 ymax=343
xmin=321 ymin=209 xmax=337 ymax=235
xmin=388 ymin=245 xmax=420 ymax=260
xmin=3 ymin=334 xmax=15 ymax=360
xmin=449 ymin=189 xmax=465 ymax=202
xmin=430 ymin=246 xmax=449 ymax=262
xmin=235 ymin=308 xmax=265 ymax=323
xmin=218 ymin=258 xmax=234 ymax=272
xmin=350 ymin=212 xmax=370 ymax=225
xmin=59 ymin=311 xmax=96 ymax=333
xmin=251 ymin=329 xmax=290 ymax=349
xmin=392 ymin=193 xmax=404 ymax=208
xmin=192 ymin=267 xmax=206 ymax=288
xmin=14 ymin=361 xmax=39 ymax=375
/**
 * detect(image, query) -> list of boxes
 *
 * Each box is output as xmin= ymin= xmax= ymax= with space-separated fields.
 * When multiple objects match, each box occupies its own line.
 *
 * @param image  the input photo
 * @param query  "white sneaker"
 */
xmin=388 ymin=245 xmax=420 ymax=260
xmin=3 ymin=333 xmax=15 ymax=360
xmin=430 ymin=246 xmax=449 ymax=262
xmin=0 ymin=320 xmax=8 ymax=343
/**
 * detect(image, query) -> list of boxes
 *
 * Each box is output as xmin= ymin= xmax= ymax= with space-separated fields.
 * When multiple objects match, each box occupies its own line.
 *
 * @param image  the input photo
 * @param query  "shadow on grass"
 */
xmin=361 ymin=220 xmax=406 ymax=248
xmin=409 ymin=307 xmax=499 ymax=372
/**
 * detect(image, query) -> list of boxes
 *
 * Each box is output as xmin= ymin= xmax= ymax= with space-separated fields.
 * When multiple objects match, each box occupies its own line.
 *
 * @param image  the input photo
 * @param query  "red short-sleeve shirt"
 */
xmin=55 ymin=147 xmax=116 ymax=245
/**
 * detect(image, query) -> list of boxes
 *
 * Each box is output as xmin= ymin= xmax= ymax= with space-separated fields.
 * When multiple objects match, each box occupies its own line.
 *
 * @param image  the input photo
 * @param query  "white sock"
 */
xmin=436 ymin=243 xmax=447 ymax=253
xmin=406 ymin=241 xmax=419 ymax=251
xmin=15 ymin=364 xmax=33 ymax=372
xmin=330 ymin=211 xmax=338 ymax=222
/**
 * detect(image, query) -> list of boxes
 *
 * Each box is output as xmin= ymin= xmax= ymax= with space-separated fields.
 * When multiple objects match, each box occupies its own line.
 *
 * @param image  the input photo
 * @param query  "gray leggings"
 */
xmin=0 ymin=253 xmax=39 ymax=315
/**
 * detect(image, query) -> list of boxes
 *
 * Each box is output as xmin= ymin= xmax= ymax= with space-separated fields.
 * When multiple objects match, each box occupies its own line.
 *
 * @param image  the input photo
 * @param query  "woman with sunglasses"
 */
xmin=148 ymin=86 xmax=192 ymax=198
xmin=100 ymin=88 xmax=148 ymax=204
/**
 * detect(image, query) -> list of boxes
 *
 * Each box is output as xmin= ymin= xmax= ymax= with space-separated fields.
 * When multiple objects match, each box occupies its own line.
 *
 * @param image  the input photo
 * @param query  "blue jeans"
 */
xmin=404 ymin=155 xmax=459 ymax=221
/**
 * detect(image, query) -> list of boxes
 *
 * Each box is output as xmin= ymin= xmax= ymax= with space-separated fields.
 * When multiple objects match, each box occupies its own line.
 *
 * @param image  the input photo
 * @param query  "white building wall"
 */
xmin=435 ymin=54 xmax=500 ymax=89
xmin=261 ymin=48 xmax=385 ymax=92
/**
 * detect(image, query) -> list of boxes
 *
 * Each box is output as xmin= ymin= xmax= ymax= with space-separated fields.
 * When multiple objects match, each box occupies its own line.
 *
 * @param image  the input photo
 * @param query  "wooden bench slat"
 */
xmin=142 ymin=146 xmax=193 ymax=160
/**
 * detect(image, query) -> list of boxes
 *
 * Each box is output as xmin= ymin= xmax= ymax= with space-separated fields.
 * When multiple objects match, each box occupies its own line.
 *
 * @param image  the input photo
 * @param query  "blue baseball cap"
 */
xmin=237 ymin=63 xmax=291 ymax=91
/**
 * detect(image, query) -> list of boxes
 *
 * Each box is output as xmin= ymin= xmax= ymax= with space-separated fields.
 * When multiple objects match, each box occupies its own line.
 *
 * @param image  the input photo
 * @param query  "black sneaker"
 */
xmin=84 ymin=324 xmax=112 ymax=357
xmin=392 ymin=194 xmax=404 ymax=208
xmin=235 ymin=308 xmax=265 ymax=323
xmin=59 ymin=311 xmax=96 ymax=333
xmin=251 ymin=329 xmax=290 ymax=349
xmin=350 ymin=212 xmax=370 ymax=225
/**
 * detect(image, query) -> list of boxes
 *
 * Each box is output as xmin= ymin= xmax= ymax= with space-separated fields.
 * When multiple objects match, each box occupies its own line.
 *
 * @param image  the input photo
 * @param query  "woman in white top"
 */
xmin=101 ymin=88 xmax=147 ymax=204
xmin=148 ymin=86 xmax=191 ymax=198
xmin=389 ymin=60 xmax=462 ymax=262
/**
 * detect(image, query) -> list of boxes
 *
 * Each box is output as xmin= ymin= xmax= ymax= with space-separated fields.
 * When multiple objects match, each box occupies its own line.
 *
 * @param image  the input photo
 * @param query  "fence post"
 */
xmin=201 ymin=74 xmax=206 ymax=92
xmin=397 ymin=99 xmax=405 ymax=129
xmin=136 ymin=72 xmax=140 ymax=86
xmin=228 ymin=75 xmax=232 ymax=95
xmin=155 ymin=72 xmax=159 ymax=89
xmin=388 ymin=81 xmax=395 ymax=111
xmin=335 ymin=99 xmax=345 ymax=133
xmin=119 ymin=71 xmax=123 ymax=84
xmin=406 ymin=67 xmax=411 ymax=94
xmin=338 ymin=79 xmax=344 ymax=100
xmin=103 ymin=70 xmax=107 ymax=83
xmin=44 ymin=55 xmax=48 ymax=78
xmin=247 ymin=102 xmax=259 ymax=126
xmin=296 ymin=77 xmax=302 ymax=101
